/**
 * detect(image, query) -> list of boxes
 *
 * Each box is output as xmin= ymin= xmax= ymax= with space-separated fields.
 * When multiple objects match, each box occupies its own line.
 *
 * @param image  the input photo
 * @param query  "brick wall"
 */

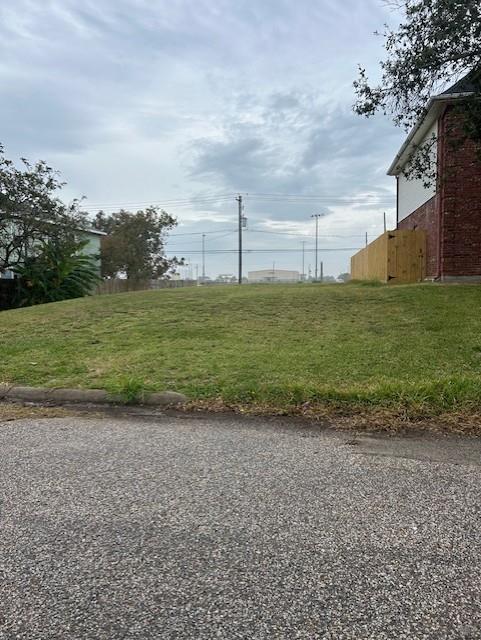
xmin=398 ymin=196 xmax=438 ymax=278
xmin=438 ymin=106 xmax=481 ymax=278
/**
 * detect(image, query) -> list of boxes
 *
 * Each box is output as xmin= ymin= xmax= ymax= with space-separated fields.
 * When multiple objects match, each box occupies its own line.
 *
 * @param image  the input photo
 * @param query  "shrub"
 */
xmin=13 ymin=239 xmax=100 ymax=307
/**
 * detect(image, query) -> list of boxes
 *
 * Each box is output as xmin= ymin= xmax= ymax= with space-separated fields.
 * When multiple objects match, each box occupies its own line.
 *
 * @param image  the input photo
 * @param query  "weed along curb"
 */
xmin=0 ymin=383 xmax=187 ymax=408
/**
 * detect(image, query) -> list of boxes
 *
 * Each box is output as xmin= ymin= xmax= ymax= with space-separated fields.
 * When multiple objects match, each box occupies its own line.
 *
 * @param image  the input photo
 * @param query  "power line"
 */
xmin=82 ymin=202 xmax=235 ymax=213
xmin=166 ymin=231 xmax=237 ymax=247
xmin=84 ymin=191 xmax=395 ymax=206
xmin=82 ymin=193 xmax=235 ymax=207
xmin=245 ymin=192 xmax=395 ymax=201
xmin=164 ymin=248 xmax=361 ymax=254
xmin=167 ymin=228 xmax=236 ymax=237
xmin=79 ymin=191 xmax=396 ymax=212
xmin=83 ymin=198 xmax=395 ymax=212
xmin=81 ymin=198 xmax=236 ymax=213
xmin=247 ymin=228 xmax=376 ymax=238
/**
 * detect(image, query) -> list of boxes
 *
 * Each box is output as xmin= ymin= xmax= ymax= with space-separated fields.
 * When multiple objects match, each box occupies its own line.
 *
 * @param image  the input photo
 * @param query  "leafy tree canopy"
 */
xmin=354 ymin=0 xmax=481 ymax=182
xmin=0 ymin=144 xmax=88 ymax=273
xmin=93 ymin=207 xmax=183 ymax=280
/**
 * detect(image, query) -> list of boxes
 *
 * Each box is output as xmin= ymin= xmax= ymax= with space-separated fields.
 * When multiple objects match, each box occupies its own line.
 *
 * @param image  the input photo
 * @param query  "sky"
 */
xmin=0 ymin=0 xmax=407 ymax=279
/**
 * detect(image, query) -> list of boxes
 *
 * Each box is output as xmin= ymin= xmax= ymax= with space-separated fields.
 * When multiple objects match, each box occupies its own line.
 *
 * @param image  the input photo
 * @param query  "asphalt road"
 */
xmin=0 ymin=412 xmax=480 ymax=639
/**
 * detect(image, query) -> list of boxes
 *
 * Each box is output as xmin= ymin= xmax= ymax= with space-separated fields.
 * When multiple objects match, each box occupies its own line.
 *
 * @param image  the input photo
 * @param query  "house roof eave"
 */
xmin=387 ymin=92 xmax=475 ymax=176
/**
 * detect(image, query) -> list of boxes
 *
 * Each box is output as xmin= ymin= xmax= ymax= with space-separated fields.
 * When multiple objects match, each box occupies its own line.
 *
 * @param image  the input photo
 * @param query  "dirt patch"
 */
xmin=0 ymin=402 xmax=77 ymax=422
xmin=181 ymin=399 xmax=481 ymax=437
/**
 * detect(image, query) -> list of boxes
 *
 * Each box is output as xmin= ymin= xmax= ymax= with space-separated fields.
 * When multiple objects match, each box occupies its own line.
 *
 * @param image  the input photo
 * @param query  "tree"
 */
xmin=14 ymin=239 xmax=100 ymax=307
xmin=0 ymin=144 xmax=88 ymax=274
xmin=93 ymin=207 xmax=184 ymax=280
xmin=354 ymin=0 xmax=481 ymax=184
xmin=338 ymin=272 xmax=351 ymax=283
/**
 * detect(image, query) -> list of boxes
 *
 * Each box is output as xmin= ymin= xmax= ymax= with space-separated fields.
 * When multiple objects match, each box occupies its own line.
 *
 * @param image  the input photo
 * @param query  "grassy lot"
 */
xmin=1 ymin=282 xmax=481 ymax=418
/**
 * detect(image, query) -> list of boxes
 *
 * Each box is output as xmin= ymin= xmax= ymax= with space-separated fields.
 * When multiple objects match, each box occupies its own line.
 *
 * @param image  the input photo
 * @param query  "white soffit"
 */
xmin=387 ymin=93 xmax=475 ymax=176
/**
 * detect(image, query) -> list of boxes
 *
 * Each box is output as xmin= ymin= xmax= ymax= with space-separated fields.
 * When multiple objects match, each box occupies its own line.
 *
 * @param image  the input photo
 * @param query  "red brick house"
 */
xmin=388 ymin=72 xmax=481 ymax=281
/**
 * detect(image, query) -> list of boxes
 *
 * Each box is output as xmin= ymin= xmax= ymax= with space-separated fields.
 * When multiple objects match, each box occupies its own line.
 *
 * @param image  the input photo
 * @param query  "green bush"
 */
xmin=13 ymin=239 xmax=100 ymax=307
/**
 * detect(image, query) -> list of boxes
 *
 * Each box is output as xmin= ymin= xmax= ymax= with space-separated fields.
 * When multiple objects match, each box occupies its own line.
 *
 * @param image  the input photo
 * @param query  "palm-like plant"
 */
xmin=14 ymin=239 xmax=100 ymax=307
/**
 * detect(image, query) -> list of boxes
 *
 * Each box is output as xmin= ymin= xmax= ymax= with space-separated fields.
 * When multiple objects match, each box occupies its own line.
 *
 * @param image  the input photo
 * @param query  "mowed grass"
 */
xmin=1 ymin=282 xmax=481 ymax=415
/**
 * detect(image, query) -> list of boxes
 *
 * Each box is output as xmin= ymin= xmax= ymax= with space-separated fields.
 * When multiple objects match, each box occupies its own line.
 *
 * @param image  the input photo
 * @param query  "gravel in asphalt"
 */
xmin=0 ymin=412 xmax=480 ymax=639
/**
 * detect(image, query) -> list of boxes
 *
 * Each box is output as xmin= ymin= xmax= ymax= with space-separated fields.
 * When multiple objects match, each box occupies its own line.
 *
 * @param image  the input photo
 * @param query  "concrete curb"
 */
xmin=0 ymin=383 xmax=187 ymax=407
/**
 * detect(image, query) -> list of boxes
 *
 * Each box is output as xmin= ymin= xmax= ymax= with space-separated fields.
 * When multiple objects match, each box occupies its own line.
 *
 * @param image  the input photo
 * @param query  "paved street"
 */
xmin=0 ymin=412 xmax=480 ymax=639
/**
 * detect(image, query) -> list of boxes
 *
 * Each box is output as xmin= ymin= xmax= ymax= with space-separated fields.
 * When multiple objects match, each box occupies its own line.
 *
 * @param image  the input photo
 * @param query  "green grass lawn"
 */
xmin=1 ymin=282 xmax=481 ymax=415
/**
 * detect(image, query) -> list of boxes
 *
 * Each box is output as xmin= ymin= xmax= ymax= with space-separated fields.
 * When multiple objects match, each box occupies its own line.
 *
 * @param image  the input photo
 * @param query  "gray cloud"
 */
xmin=0 ymin=0 xmax=403 ymax=277
xmin=189 ymin=92 xmax=402 ymax=202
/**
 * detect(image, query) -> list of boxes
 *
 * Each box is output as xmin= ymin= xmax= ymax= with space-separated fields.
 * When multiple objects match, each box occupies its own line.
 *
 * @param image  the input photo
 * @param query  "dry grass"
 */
xmin=182 ymin=399 xmax=481 ymax=437
xmin=0 ymin=402 xmax=75 ymax=422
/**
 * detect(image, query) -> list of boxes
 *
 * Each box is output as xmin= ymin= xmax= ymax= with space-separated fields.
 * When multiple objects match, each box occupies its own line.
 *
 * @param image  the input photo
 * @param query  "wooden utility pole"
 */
xmin=236 ymin=195 xmax=243 ymax=285
xmin=311 ymin=214 xmax=322 ymax=280
xmin=202 ymin=233 xmax=206 ymax=281
xmin=301 ymin=241 xmax=306 ymax=280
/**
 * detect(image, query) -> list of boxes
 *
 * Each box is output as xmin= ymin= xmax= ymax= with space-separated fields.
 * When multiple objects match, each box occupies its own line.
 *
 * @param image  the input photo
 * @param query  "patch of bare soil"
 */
xmin=181 ymin=400 xmax=481 ymax=437
xmin=0 ymin=402 xmax=77 ymax=422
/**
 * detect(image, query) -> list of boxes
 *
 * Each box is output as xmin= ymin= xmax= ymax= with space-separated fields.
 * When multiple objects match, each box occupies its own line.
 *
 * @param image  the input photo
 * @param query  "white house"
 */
xmin=387 ymin=70 xmax=481 ymax=280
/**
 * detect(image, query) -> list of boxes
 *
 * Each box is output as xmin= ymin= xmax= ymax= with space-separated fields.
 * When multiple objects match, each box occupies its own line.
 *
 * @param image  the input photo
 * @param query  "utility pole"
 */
xmin=236 ymin=195 xmax=243 ymax=285
xmin=301 ymin=241 xmax=306 ymax=281
xmin=383 ymin=211 xmax=387 ymax=233
xmin=202 ymin=233 xmax=206 ymax=281
xmin=320 ymin=261 xmax=324 ymax=283
xmin=311 ymin=214 xmax=322 ymax=281
xmin=365 ymin=232 xmax=368 ymax=247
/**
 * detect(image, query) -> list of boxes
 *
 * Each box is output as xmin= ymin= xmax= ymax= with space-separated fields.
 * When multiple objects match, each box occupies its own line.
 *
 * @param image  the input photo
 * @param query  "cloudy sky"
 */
xmin=0 ymin=0 xmax=406 ymax=278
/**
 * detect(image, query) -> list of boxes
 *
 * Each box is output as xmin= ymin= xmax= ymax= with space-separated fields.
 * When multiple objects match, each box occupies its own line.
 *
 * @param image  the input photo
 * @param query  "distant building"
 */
xmin=248 ymin=269 xmax=300 ymax=283
xmin=216 ymin=274 xmax=236 ymax=283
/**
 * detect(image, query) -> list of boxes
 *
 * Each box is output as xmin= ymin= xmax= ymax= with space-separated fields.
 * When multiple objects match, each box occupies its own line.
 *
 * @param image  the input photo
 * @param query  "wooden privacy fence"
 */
xmin=95 ymin=279 xmax=196 ymax=295
xmin=351 ymin=230 xmax=426 ymax=283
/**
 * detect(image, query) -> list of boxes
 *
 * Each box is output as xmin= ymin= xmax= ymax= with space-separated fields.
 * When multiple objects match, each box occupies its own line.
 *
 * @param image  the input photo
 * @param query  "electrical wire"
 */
xmin=80 ymin=191 xmax=395 ymax=212
xmin=245 ymin=192 xmax=394 ymax=200
xmin=246 ymin=228 xmax=375 ymax=238
xmin=166 ymin=231 xmax=237 ymax=246
xmin=167 ymin=228 xmax=236 ymax=237
xmin=164 ymin=248 xmax=362 ymax=254
xmin=82 ymin=192 xmax=235 ymax=207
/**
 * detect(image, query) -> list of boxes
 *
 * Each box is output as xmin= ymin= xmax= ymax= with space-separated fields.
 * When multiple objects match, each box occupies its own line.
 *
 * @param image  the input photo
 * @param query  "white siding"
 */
xmin=398 ymin=120 xmax=438 ymax=222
